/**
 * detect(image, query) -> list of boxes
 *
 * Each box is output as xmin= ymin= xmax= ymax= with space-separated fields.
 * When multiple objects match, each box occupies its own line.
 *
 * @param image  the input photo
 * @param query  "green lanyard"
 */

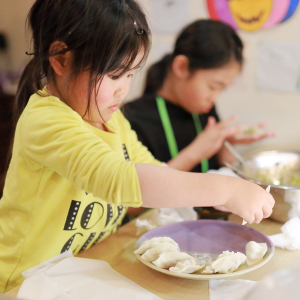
xmin=156 ymin=96 xmax=209 ymax=173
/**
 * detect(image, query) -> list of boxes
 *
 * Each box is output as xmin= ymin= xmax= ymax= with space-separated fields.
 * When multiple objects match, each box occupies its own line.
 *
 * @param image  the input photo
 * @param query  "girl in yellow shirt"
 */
xmin=0 ymin=0 xmax=274 ymax=292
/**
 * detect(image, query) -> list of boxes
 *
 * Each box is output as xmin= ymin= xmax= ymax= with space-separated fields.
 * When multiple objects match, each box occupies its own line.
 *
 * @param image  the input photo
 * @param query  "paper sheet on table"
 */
xmin=149 ymin=0 xmax=191 ymax=34
xmin=269 ymin=217 xmax=300 ymax=250
xmin=257 ymin=42 xmax=300 ymax=92
xmin=284 ymin=189 xmax=300 ymax=219
xmin=135 ymin=207 xmax=197 ymax=235
xmin=209 ymin=279 xmax=257 ymax=300
xmin=18 ymin=251 xmax=163 ymax=300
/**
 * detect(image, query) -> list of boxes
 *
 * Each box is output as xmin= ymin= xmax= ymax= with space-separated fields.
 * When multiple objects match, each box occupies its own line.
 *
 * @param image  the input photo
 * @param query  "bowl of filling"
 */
xmin=231 ymin=150 xmax=300 ymax=223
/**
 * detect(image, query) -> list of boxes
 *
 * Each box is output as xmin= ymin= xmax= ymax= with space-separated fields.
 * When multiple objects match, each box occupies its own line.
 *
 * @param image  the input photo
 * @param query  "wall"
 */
xmin=0 ymin=0 xmax=34 ymax=70
xmin=1 ymin=0 xmax=300 ymax=155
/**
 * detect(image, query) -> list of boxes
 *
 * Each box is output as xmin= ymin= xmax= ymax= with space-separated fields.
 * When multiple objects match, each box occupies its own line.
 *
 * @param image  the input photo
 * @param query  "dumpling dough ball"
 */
xmin=152 ymin=252 xmax=195 ymax=269
xmin=169 ymin=259 xmax=205 ymax=274
xmin=140 ymin=237 xmax=179 ymax=250
xmin=134 ymin=242 xmax=178 ymax=255
xmin=141 ymin=245 xmax=179 ymax=262
xmin=246 ymin=241 xmax=267 ymax=266
xmin=211 ymin=251 xmax=246 ymax=274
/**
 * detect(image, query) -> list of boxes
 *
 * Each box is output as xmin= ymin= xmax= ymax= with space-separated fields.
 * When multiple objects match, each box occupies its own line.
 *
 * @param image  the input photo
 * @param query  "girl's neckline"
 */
xmin=83 ymin=120 xmax=109 ymax=132
xmin=83 ymin=119 xmax=116 ymax=136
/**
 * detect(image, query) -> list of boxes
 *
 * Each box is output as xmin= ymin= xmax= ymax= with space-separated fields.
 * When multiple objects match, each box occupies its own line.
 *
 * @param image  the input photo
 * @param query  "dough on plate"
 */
xmin=152 ymin=252 xmax=195 ymax=269
xmin=134 ymin=242 xmax=178 ymax=255
xmin=141 ymin=245 xmax=179 ymax=262
xmin=246 ymin=241 xmax=267 ymax=266
xmin=211 ymin=251 xmax=246 ymax=274
xmin=140 ymin=237 xmax=179 ymax=250
xmin=169 ymin=258 xmax=205 ymax=274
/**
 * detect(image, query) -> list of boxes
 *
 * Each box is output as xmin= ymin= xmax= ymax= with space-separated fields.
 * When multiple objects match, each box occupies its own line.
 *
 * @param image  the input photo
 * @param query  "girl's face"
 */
xmin=176 ymin=61 xmax=241 ymax=114
xmin=66 ymin=52 xmax=143 ymax=129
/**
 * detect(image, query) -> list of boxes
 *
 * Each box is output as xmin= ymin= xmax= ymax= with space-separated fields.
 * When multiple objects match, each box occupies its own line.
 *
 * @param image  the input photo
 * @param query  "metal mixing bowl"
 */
xmin=231 ymin=150 xmax=300 ymax=223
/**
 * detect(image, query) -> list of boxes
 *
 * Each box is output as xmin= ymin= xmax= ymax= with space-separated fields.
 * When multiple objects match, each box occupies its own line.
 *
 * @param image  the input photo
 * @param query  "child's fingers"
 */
xmin=206 ymin=116 xmax=217 ymax=127
xmin=217 ymin=115 xmax=238 ymax=128
xmin=243 ymin=214 xmax=255 ymax=225
xmin=223 ymin=125 xmax=243 ymax=139
xmin=229 ymin=132 xmax=277 ymax=145
xmin=258 ymin=132 xmax=277 ymax=139
xmin=251 ymin=132 xmax=277 ymax=141
xmin=257 ymin=121 xmax=268 ymax=128
xmin=254 ymin=194 xmax=274 ymax=223
xmin=267 ymin=193 xmax=275 ymax=208
xmin=253 ymin=210 xmax=264 ymax=224
xmin=262 ymin=201 xmax=273 ymax=218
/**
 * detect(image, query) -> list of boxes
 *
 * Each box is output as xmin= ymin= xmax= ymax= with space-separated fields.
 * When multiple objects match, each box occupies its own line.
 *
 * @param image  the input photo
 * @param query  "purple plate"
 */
xmin=135 ymin=220 xmax=275 ymax=280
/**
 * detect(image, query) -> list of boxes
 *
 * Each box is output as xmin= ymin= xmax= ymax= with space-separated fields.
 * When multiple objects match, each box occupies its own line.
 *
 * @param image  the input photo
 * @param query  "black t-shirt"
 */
xmin=123 ymin=93 xmax=221 ymax=172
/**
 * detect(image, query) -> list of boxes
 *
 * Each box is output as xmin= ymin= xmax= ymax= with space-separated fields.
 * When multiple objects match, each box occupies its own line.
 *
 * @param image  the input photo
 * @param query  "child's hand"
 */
xmin=189 ymin=116 xmax=242 ymax=162
xmin=226 ymin=122 xmax=276 ymax=145
xmin=223 ymin=177 xmax=275 ymax=224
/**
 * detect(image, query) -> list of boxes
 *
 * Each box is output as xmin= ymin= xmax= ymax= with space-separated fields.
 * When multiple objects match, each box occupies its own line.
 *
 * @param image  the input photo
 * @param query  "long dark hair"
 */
xmin=7 ymin=0 xmax=150 ymax=167
xmin=17 ymin=0 xmax=150 ymax=118
xmin=144 ymin=19 xmax=243 ymax=95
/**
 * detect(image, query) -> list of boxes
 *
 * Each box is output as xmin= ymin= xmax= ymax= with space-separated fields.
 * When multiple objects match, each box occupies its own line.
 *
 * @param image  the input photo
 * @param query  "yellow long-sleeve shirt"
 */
xmin=0 ymin=91 xmax=162 ymax=292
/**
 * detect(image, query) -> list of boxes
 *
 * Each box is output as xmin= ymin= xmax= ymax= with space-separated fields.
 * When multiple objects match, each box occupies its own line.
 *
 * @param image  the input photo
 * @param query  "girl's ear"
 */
xmin=172 ymin=55 xmax=190 ymax=79
xmin=49 ymin=41 xmax=73 ymax=76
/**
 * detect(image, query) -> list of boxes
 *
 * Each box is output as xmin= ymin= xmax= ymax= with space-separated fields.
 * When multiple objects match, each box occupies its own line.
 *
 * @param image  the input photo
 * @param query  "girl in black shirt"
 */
xmin=124 ymin=20 xmax=275 ymax=174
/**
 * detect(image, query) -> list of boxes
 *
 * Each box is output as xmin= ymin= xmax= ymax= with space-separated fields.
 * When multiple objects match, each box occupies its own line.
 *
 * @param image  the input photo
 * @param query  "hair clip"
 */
xmin=125 ymin=4 xmax=144 ymax=35
xmin=25 ymin=51 xmax=35 ymax=56
xmin=133 ymin=21 xmax=144 ymax=35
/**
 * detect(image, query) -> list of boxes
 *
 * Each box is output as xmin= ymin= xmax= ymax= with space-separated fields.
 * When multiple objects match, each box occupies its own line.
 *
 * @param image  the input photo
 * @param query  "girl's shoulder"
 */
xmin=27 ymin=91 xmax=75 ymax=114
xmin=22 ymin=91 xmax=82 ymax=124
xmin=19 ymin=91 xmax=85 ymax=137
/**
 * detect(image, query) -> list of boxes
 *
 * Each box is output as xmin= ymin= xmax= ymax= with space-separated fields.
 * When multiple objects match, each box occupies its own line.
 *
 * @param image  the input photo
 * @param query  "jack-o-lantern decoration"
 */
xmin=207 ymin=0 xmax=299 ymax=31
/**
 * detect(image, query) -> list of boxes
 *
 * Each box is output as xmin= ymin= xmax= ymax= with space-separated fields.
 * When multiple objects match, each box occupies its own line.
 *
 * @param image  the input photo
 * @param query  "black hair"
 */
xmin=0 ymin=33 xmax=8 ymax=51
xmin=144 ymin=19 xmax=243 ymax=95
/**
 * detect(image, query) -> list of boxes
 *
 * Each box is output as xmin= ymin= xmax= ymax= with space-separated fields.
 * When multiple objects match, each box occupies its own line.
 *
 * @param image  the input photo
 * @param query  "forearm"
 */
xmin=217 ymin=145 xmax=235 ymax=166
xmin=135 ymin=163 xmax=235 ymax=208
xmin=167 ymin=145 xmax=201 ymax=172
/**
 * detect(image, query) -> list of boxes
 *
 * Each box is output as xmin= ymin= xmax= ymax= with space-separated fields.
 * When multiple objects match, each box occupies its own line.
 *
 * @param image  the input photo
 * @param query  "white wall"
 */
xmin=0 ymin=0 xmax=34 ymax=70
xmin=1 ymin=0 xmax=300 ymax=154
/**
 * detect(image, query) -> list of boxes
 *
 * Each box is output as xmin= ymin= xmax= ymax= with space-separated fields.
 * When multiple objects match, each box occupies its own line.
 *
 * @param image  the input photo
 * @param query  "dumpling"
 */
xmin=140 ymin=237 xmax=179 ymax=250
xmin=134 ymin=242 xmax=178 ymax=255
xmin=152 ymin=252 xmax=195 ymax=269
xmin=201 ymin=262 xmax=214 ymax=274
xmin=212 ymin=251 xmax=246 ymax=273
xmin=169 ymin=259 xmax=205 ymax=274
xmin=141 ymin=245 xmax=179 ymax=262
xmin=246 ymin=241 xmax=267 ymax=266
